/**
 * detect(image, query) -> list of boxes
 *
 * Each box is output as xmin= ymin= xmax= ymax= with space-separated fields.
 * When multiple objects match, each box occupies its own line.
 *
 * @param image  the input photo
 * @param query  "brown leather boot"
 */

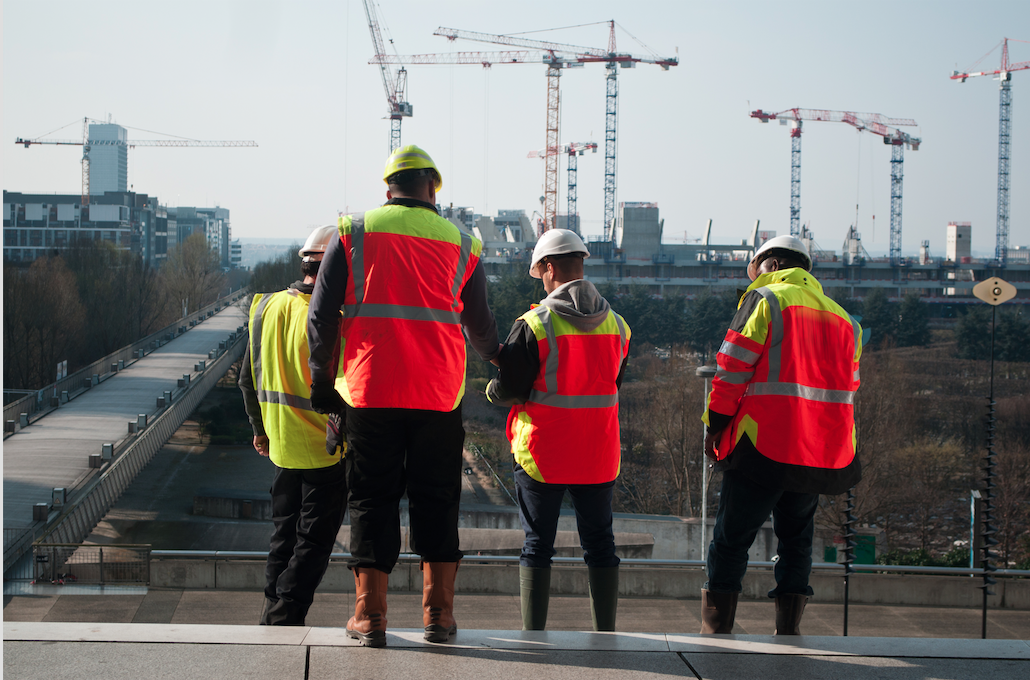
xmin=421 ymin=561 xmax=459 ymax=643
xmin=346 ymin=567 xmax=388 ymax=647
xmin=700 ymin=589 xmax=738 ymax=634
xmin=774 ymin=593 xmax=808 ymax=635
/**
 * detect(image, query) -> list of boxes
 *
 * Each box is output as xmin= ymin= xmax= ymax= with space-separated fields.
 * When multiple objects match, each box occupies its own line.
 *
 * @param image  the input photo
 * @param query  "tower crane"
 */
xmin=751 ymin=108 xmax=921 ymax=265
xmin=16 ymin=117 xmax=257 ymax=210
xmin=434 ymin=23 xmax=677 ymax=235
xmin=363 ymin=0 xmax=412 ymax=153
xmin=527 ymin=142 xmax=598 ymax=233
xmin=951 ymin=38 xmax=1030 ymax=264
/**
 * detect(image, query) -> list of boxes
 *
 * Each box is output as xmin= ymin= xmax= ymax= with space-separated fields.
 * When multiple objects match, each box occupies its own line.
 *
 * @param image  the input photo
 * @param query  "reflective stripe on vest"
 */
xmin=251 ymin=291 xmax=318 ymax=414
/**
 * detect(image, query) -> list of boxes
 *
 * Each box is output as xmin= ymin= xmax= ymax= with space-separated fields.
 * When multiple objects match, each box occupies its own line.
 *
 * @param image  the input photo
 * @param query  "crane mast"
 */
xmin=952 ymin=38 xmax=1030 ymax=264
xmin=751 ymin=108 xmax=920 ymax=264
xmin=528 ymin=142 xmax=598 ymax=233
xmin=363 ymin=0 xmax=412 ymax=153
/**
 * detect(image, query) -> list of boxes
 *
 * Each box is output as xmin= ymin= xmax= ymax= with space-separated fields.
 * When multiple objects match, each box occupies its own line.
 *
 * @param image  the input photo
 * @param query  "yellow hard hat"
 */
xmin=383 ymin=145 xmax=443 ymax=191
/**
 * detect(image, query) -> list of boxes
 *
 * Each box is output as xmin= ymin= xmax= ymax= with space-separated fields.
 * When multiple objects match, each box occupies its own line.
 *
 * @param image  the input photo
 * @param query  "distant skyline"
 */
xmin=4 ymin=0 xmax=1029 ymax=257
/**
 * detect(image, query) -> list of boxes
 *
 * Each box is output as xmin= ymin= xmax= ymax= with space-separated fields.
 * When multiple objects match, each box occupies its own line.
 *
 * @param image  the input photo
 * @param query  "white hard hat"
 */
xmin=529 ymin=229 xmax=589 ymax=278
xmin=299 ymin=225 xmax=337 ymax=262
xmin=747 ymin=235 xmax=812 ymax=281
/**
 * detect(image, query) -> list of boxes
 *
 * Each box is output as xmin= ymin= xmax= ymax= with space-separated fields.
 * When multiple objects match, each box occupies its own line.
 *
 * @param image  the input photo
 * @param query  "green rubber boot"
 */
xmin=519 ymin=566 xmax=551 ymax=631
xmin=588 ymin=566 xmax=620 ymax=632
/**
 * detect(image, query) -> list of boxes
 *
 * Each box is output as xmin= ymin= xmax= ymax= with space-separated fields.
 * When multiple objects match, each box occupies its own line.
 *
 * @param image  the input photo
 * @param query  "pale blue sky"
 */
xmin=4 ymin=0 xmax=1029 ymax=257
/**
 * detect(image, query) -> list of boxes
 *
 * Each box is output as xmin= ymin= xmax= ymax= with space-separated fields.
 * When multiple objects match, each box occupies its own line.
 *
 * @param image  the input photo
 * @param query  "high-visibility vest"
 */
xmin=704 ymin=268 xmax=862 ymax=471
xmin=507 ymin=304 xmax=631 ymax=484
xmin=249 ymin=289 xmax=342 ymax=469
xmin=335 ymin=205 xmax=482 ymax=411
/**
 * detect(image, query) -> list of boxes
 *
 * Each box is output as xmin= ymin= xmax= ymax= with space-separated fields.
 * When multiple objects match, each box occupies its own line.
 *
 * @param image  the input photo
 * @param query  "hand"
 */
xmin=310 ymin=381 xmax=345 ymax=415
xmin=704 ymin=429 xmax=721 ymax=462
xmin=253 ymin=435 xmax=270 ymax=457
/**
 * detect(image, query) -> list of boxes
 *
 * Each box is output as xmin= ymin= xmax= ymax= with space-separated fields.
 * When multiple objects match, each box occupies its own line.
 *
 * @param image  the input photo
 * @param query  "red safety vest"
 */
xmin=507 ymin=304 xmax=631 ymax=484
xmin=335 ymin=204 xmax=482 ymax=411
xmin=704 ymin=268 xmax=862 ymax=470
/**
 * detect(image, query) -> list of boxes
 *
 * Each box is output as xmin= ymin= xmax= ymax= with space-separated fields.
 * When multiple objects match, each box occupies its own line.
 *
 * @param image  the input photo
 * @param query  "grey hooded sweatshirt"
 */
xmin=486 ymin=279 xmax=629 ymax=406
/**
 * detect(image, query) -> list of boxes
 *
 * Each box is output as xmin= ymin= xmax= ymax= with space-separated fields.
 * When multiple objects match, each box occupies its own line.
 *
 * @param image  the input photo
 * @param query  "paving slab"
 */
xmin=667 ymin=634 xmax=1030 ymax=659
xmin=41 ymin=593 xmax=143 ymax=623
xmin=3 ymin=641 xmax=305 ymax=680
xmin=681 ymin=653 xmax=1030 ymax=680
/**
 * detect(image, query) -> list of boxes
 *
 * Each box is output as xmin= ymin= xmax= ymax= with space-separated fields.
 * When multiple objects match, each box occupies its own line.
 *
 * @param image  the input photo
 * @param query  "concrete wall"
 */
xmin=148 ymin=559 xmax=1030 ymax=609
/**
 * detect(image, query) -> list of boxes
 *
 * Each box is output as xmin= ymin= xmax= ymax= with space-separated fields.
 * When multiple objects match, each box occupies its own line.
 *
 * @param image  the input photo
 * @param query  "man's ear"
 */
xmin=386 ymin=189 xmax=394 ymax=200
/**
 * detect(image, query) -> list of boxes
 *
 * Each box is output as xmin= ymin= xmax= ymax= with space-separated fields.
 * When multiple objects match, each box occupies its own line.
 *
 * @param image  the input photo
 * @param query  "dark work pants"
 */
xmin=345 ymin=405 xmax=465 ymax=573
xmin=262 ymin=461 xmax=347 ymax=625
xmin=514 ymin=464 xmax=620 ymax=570
xmin=706 ymin=469 xmax=819 ymax=597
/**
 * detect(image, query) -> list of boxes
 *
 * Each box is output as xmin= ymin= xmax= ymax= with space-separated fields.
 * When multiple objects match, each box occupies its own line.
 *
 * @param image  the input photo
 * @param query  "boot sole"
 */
xmin=347 ymin=628 xmax=387 ymax=648
xmin=423 ymin=624 xmax=457 ymax=643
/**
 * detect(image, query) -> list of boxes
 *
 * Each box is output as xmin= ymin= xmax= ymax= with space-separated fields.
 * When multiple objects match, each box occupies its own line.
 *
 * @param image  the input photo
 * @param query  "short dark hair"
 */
xmin=301 ymin=259 xmax=321 ymax=278
xmin=761 ymin=248 xmax=808 ymax=271
xmin=539 ymin=252 xmax=585 ymax=278
xmin=387 ymin=168 xmax=439 ymax=196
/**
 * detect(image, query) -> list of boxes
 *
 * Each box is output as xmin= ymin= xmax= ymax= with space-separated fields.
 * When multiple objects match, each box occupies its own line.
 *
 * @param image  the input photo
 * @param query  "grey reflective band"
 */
xmin=528 ymin=391 xmax=619 ymax=409
xmin=450 ymin=230 xmax=472 ymax=310
xmin=719 ymin=340 xmax=760 ymax=365
xmin=256 ymin=389 xmax=315 ymax=412
xmin=849 ymin=313 xmax=861 ymax=350
xmin=250 ymin=293 xmax=275 ymax=391
xmin=745 ymin=381 xmax=855 ymax=405
xmin=614 ymin=312 xmax=627 ymax=349
xmin=853 ymin=368 xmax=861 ymax=382
xmin=716 ymin=367 xmax=754 ymax=385
xmin=350 ymin=215 xmax=366 ymax=305
xmin=755 ymin=287 xmax=783 ymax=383
xmin=533 ymin=306 xmax=558 ymax=393
xmin=344 ymin=303 xmax=461 ymax=325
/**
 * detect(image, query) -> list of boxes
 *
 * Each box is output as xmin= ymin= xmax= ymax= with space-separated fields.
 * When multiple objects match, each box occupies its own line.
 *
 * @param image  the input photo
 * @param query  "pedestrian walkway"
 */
xmin=3 ymin=305 xmax=247 ymax=531
xmin=4 ymin=620 xmax=1028 ymax=680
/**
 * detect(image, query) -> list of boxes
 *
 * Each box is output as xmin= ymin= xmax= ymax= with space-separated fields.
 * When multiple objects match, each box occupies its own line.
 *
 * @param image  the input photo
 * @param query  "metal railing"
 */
xmin=4 ymin=288 xmax=249 ymax=428
xmin=32 ymin=544 xmax=150 ymax=585
xmin=32 ymin=331 xmax=248 ymax=548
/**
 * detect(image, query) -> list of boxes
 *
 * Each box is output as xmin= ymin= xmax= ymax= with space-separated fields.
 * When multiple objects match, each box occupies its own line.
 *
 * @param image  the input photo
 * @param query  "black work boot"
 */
xmin=774 ymin=593 xmax=808 ymax=635
xmin=700 ymin=588 xmax=738 ymax=634
xmin=587 ymin=566 xmax=619 ymax=632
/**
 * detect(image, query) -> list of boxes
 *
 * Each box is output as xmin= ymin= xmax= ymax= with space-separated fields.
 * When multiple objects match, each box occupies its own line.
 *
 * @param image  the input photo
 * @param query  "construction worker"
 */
xmin=307 ymin=145 xmax=499 ymax=648
xmin=238 ymin=225 xmax=348 ymax=626
xmin=486 ymin=229 xmax=631 ymax=632
xmin=700 ymin=235 xmax=862 ymax=635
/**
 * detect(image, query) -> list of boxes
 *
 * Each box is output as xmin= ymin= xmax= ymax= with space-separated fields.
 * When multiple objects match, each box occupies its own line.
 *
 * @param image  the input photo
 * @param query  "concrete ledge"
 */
xmin=5 ymin=622 xmax=1029 ymax=657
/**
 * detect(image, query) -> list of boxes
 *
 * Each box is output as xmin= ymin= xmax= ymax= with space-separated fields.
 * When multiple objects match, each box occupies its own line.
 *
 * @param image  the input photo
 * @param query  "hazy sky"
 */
xmin=4 ymin=0 xmax=1029 ymax=257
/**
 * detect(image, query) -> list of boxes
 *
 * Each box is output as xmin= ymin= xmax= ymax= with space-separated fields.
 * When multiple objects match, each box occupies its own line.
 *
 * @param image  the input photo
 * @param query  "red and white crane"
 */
xmin=527 ymin=142 xmax=598 ymax=234
xmin=434 ymin=23 xmax=676 ymax=235
xmin=751 ymin=108 xmax=921 ymax=265
xmin=951 ymin=38 xmax=1030 ymax=264
xmin=362 ymin=0 xmax=412 ymax=154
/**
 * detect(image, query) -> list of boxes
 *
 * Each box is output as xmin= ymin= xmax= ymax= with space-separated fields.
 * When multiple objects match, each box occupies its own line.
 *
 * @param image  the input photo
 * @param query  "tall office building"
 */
xmin=946 ymin=222 xmax=972 ymax=262
xmin=89 ymin=123 xmax=129 ymax=195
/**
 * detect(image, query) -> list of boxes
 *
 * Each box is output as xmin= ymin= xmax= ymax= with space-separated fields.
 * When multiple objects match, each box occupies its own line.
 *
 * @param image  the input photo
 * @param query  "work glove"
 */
xmin=326 ymin=412 xmax=347 ymax=457
xmin=309 ymin=381 xmax=345 ymax=416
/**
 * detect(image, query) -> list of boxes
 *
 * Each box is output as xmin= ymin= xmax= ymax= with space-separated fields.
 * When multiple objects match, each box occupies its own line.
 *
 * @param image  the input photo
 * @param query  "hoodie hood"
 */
xmin=539 ymin=279 xmax=611 ymax=332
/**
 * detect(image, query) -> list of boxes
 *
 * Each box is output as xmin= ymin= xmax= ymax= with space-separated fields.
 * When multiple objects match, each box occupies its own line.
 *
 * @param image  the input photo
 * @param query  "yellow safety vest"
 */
xmin=249 ymin=289 xmax=342 ymax=469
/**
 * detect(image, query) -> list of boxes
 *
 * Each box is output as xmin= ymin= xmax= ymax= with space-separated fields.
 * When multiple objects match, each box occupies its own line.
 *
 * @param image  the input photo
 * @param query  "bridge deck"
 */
xmin=2 ymin=305 xmax=247 ymax=530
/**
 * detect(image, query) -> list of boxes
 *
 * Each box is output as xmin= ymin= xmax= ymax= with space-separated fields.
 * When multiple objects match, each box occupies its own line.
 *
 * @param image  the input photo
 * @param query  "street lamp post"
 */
xmin=695 ymin=365 xmax=717 ymax=562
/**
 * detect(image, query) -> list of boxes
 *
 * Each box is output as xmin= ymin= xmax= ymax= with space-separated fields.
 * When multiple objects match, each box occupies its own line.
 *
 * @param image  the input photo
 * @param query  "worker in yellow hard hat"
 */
xmin=306 ymin=144 xmax=500 ymax=647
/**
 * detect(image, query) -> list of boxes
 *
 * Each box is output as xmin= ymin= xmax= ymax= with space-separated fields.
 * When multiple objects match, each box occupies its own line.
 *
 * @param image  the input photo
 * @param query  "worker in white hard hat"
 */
xmin=486 ymin=229 xmax=631 ymax=632
xmin=238 ymin=225 xmax=348 ymax=626
xmin=306 ymin=145 xmax=500 ymax=647
xmin=699 ymin=233 xmax=862 ymax=636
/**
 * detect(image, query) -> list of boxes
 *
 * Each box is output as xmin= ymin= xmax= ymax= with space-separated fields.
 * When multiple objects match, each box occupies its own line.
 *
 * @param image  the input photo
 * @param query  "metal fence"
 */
xmin=32 ymin=544 xmax=150 ymax=585
xmin=4 ymin=289 xmax=249 ymax=428
xmin=33 ymin=329 xmax=248 ymax=547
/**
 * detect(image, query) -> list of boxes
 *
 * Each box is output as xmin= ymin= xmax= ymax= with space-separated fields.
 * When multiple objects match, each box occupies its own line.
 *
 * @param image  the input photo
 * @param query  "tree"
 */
xmin=956 ymin=306 xmax=1030 ymax=362
xmin=895 ymin=292 xmax=930 ymax=348
xmin=487 ymin=267 xmax=544 ymax=338
xmin=684 ymin=288 xmax=736 ymax=362
xmin=2 ymin=256 xmax=85 ymax=389
xmin=955 ymin=306 xmax=992 ymax=360
xmin=163 ymin=232 xmax=226 ymax=315
xmin=859 ymin=288 xmax=897 ymax=350
xmin=249 ymin=245 xmax=300 ymax=294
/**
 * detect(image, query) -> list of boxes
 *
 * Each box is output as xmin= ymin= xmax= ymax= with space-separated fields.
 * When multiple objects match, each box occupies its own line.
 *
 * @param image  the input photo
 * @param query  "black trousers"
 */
xmin=345 ymin=404 xmax=465 ymax=573
xmin=262 ymin=461 xmax=347 ymax=625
